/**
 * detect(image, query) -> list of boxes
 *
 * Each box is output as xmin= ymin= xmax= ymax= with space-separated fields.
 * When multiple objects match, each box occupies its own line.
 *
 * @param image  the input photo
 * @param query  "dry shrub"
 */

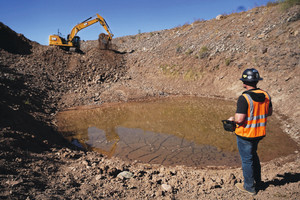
xmin=266 ymin=1 xmax=279 ymax=7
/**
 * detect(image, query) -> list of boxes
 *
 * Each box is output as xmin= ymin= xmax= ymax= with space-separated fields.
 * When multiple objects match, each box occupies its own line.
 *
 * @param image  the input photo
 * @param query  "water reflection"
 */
xmin=86 ymin=126 xmax=240 ymax=167
xmin=56 ymin=97 xmax=298 ymax=167
xmin=87 ymin=127 xmax=119 ymax=157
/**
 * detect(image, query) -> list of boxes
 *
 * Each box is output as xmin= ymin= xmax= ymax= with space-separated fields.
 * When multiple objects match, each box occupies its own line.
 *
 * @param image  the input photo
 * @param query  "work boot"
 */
xmin=235 ymin=183 xmax=256 ymax=195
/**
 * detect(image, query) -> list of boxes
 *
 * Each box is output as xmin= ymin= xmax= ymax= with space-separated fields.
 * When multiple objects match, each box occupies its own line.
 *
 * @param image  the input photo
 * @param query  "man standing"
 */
xmin=229 ymin=68 xmax=272 ymax=195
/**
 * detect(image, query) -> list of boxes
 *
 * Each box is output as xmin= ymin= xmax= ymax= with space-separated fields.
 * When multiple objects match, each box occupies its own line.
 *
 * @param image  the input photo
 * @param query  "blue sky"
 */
xmin=0 ymin=0 xmax=273 ymax=45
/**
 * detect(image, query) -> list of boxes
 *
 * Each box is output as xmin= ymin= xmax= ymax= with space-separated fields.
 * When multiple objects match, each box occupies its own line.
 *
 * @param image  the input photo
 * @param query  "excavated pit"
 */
xmin=1 ymin=4 xmax=300 ymax=199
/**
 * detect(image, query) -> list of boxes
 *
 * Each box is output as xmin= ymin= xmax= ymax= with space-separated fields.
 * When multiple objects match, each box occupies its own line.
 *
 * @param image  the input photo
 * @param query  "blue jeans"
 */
xmin=237 ymin=136 xmax=262 ymax=193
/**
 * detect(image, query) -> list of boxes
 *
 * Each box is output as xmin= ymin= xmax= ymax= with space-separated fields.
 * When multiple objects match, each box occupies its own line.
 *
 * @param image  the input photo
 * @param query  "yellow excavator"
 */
xmin=49 ymin=14 xmax=113 ymax=51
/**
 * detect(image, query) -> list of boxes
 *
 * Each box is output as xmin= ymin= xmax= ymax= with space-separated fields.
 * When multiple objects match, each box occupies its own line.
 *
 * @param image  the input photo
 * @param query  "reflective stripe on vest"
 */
xmin=235 ymin=90 xmax=270 ymax=138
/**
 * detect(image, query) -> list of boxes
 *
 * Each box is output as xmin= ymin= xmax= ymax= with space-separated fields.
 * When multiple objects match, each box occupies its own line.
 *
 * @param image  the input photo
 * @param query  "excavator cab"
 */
xmin=72 ymin=36 xmax=80 ymax=48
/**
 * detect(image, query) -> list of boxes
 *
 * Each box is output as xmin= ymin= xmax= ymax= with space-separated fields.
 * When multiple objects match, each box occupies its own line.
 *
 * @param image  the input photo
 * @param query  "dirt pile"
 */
xmin=1 ymin=42 xmax=127 ymax=109
xmin=0 ymin=3 xmax=299 ymax=199
xmin=0 ymin=22 xmax=33 ymax=55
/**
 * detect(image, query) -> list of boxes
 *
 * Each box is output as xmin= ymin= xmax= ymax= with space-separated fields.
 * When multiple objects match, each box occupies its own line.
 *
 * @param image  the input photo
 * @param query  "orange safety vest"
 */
xmin=235 ymin=89 xmax=271 ymax=138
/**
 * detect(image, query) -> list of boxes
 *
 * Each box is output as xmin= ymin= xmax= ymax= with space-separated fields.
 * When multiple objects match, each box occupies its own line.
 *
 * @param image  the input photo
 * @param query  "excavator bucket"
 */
xmin=98 ymin=33 xmax=111 ymax=50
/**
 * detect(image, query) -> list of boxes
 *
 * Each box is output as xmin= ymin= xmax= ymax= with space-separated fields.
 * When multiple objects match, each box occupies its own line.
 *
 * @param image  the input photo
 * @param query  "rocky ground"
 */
xmin=0 ymin=3 xmax=299 ymax=199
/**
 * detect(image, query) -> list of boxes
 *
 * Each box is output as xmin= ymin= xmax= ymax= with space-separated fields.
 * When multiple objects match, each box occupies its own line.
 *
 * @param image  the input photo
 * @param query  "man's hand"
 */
xmin=228 ymin=116 xmax=235 ymax=121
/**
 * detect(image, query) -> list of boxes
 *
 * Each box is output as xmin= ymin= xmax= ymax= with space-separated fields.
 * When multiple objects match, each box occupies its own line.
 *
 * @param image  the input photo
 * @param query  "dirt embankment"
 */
xmin=0 ymin=4 xmax=299 ymax=200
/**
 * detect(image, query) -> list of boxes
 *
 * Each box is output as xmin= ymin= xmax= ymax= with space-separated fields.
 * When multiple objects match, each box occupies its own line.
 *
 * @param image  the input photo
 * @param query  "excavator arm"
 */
xmin=96 ymin=14 xmax=113 ymax=40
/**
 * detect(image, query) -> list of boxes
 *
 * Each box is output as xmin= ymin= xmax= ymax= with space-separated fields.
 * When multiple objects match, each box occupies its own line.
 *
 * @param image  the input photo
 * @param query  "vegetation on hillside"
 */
xmin=280 ymin=0 xmax=300 ymax=9
xmin=268 ymin=0 xmax=300 ymax=9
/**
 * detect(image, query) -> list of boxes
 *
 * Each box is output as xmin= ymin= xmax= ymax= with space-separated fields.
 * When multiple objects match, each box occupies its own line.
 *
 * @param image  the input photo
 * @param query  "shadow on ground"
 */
xmin=0 ymin=64 xmax=72 ymax=154
xmin=258 ymin=172 xmax=300 ymax=192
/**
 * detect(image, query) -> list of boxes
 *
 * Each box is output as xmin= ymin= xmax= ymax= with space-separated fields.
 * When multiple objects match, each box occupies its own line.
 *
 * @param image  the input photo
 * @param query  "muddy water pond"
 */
xmin=56 ymin=97 xmax=298 ymax=168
